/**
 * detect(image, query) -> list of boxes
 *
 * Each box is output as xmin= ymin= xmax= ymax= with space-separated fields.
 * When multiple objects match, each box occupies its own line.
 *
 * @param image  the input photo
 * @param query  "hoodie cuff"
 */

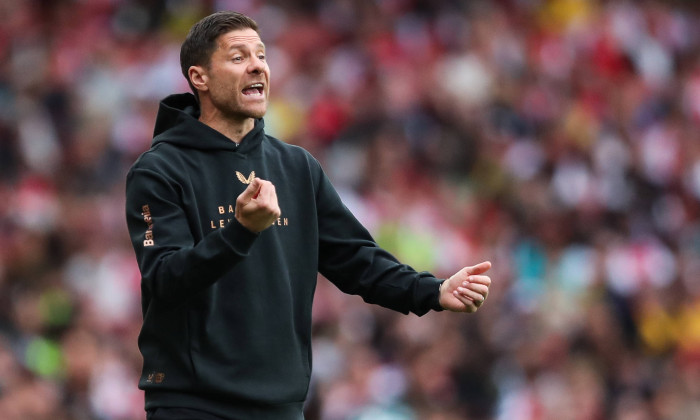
xmin=220 ymin=218 xmax=259 ymax=256
xmin=414 ymin=275 xmax=444 ymax=315
xmin=431 ymin=279 xmax=445 ymax=312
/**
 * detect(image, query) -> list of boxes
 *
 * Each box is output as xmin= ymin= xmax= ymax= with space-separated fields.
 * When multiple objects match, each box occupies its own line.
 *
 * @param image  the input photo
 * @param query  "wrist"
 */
xmin=437 ymin=279 xmax=448 ymax=309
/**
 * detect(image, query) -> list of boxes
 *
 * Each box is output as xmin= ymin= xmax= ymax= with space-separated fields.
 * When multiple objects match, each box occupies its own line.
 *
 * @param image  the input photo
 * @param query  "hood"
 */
xmin=151 ymin=93 xmax=265 ymax=154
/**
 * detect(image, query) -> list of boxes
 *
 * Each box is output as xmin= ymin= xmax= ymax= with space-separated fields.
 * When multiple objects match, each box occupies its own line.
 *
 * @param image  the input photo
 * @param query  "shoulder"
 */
xmin=126 ymin=141 xmax=190 ymax=186
xmin=263 ymin=135 xmax=320 ymax=166
xmin=262 ymin=135 xmax=327 ymax=193
xmin=128 ymin=143 xmax=171 ymax=173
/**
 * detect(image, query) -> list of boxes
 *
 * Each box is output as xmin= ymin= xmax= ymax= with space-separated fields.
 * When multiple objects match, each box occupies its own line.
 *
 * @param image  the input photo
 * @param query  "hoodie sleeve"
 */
xmin=126 ymin=166 xmax=258 ymax=304
xmin=314 ymin=166 xmax=443 ymax=316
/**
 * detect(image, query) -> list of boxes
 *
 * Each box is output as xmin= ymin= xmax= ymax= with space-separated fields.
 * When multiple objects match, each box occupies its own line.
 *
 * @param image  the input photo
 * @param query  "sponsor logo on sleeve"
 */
xmin=146 ymin=371 xmax=165 ymax=384
xmin=141 ymin=204 xmax=154 ymax=246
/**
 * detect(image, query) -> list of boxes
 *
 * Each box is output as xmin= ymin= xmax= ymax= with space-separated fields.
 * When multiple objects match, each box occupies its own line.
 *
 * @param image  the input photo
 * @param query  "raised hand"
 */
xmin=235 ymin=178 xmax=281 ymax=233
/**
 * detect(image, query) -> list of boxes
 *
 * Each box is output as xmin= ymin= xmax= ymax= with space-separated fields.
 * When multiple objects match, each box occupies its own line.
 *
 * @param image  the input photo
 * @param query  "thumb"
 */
xmin=465 ymin=261 xmax=492 ymax=275
xmin=238 ymin=178 xmax=262 ymax=204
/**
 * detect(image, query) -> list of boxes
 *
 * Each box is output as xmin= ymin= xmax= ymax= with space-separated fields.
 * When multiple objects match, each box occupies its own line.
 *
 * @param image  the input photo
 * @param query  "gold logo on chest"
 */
xmin=236 ymin=170 xmax=255 ymax=184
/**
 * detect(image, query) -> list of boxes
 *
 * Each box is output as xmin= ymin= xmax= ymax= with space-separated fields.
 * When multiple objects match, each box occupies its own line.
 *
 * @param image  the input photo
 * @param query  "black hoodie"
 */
xmin=125 ymin=93 xmax=443 ymax=419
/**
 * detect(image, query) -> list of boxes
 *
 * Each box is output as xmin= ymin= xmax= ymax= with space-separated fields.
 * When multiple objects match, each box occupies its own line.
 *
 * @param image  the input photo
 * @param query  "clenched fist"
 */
xmin=235 ymin=178 xmax=281 ymax=233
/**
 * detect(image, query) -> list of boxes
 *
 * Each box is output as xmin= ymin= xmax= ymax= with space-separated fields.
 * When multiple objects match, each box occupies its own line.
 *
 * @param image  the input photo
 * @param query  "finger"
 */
xmin=258 ymin=182 xmax=281 ymax=216
xmin=239 ymin=178 xmax=262 ymax=204
xmin=456 ymin=287 xmax=484 ymax=303
xmin=465 ymin=261 xmax=492 ymax=276
xmin=462 ymin=282 xmax=489 ymax=296
xmin=261 ymin=181 xmax=278 ymax=205
xmin=452 ymin=290 xmax=479 ymax=311
xmin=466 ymin=275 xmax=491 ymax=286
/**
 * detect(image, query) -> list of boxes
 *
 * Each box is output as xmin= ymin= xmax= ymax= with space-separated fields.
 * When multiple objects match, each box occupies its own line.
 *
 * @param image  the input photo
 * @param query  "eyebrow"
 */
xmin=227 ymin=42 xmax=266 ymax=51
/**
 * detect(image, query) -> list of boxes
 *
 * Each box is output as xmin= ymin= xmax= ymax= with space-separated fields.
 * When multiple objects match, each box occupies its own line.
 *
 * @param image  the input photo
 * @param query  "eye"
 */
xmin=258 ymin=54 xmax=266 ymax=60
xmin=232 ymin=56 xmax=243 ymax=62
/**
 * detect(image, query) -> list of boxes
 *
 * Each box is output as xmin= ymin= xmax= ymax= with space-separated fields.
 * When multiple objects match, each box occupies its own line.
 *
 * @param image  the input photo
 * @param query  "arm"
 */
xmin=315 ymin=169 xmax=443 ymax=316
xmin=125 ymin=168 xmax=278 ymax=304
xmin=314 ymin=166 xmax=492 ymax=315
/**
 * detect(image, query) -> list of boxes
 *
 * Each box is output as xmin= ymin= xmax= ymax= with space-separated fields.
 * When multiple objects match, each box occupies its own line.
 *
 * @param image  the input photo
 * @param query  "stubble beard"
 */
xmin=216 ymin=93 xmax=268 ymax=122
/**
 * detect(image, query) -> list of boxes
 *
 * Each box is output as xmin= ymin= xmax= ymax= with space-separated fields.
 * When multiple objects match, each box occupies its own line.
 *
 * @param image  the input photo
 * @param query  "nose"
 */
xmin=249 ymin=56 xmax=265 ymax=74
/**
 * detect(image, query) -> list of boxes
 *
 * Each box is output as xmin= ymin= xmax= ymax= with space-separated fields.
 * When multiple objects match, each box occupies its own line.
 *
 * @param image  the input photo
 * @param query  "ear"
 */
xmin=188 ymin=65 xmax=209 ymax=93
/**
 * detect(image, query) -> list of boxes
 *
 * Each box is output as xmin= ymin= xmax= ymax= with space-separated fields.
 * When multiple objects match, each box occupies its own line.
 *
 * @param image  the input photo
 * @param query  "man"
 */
xmin=125 ymin=11 xmax=492 ymax=420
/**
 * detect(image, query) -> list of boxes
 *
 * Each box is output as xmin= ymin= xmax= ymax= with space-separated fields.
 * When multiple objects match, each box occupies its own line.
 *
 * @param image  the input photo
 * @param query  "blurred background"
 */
xmin=1 ymin=0 xmax=700 ymax=419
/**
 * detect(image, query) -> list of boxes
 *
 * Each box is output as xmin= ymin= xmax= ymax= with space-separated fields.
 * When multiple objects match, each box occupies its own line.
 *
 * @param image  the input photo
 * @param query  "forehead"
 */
xmin=217 ymin=28 xmax=264 ymax=49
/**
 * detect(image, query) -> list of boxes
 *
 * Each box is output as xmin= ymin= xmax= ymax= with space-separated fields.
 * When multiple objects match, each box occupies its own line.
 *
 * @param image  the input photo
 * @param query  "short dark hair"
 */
xmin=180 ymin=11 xmax=259 ymax=99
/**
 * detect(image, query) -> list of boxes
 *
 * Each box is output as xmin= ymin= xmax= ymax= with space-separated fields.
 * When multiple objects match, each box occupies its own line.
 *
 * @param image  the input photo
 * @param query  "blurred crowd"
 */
xmin=1 ymin=0 xmax=700 ymax=419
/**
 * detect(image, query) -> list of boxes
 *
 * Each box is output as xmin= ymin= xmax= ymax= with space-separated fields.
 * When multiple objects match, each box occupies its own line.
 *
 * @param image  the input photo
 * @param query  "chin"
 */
xmin=247 ymin=110 xmax=266 ymax=119
xmin=246 ymin=105 xmax=267 ymax=119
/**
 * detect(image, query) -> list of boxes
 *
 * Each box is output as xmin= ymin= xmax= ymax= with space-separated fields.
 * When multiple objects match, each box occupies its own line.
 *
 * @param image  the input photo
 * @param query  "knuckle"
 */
xmin=263 ymin=204 xmax=280 ymax=217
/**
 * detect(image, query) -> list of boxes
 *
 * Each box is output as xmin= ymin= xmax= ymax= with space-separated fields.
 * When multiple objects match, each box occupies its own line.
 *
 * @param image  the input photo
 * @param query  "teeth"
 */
xmin=243 ymin=83 xmax=264 ymax=95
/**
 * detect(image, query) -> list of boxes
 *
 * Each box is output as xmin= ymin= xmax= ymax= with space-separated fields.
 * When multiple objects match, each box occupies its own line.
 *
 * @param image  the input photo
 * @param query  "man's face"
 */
xmin=203 ymin=28 xmax=270 ymax=120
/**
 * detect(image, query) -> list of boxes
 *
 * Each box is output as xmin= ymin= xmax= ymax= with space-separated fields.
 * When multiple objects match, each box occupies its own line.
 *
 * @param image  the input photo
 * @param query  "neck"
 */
xmin=198 ymin=103 xmax=255 ymax=144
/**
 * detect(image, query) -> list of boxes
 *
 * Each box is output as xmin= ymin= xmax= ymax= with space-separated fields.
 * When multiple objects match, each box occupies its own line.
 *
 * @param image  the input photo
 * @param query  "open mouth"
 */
xmin=242 ymin=83 xmax=264 ymax=96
